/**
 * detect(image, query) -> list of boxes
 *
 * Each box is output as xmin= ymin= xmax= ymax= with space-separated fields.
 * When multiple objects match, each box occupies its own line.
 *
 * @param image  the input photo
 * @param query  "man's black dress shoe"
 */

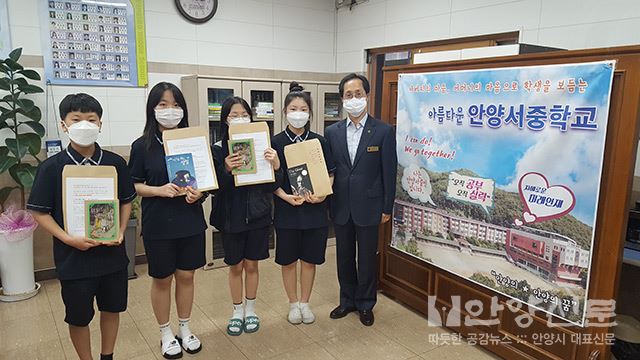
xmin=359 ymin=310 xmax=374 ymax=326
xmin=330 ymin=305 xmax=357 ymax=319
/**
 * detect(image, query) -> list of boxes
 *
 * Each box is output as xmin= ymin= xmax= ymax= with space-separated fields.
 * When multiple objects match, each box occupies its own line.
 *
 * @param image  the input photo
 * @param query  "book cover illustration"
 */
xmin=288 ymin=164 xmax=314 ymax=197
xmin=85 ymin=200 xmax=119 ymax=241
xmin=166 ymin=153 xmax=198 ymax=191
xmin=229 ymin=138 xmax=257 ymax=175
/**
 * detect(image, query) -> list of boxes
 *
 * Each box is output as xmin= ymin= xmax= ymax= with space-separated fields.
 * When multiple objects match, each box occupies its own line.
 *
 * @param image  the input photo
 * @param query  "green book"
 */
xmin=229 ymin=138 xmax=257 ymax=175
xmin=85 ymin=200 xmax=120 ymax=242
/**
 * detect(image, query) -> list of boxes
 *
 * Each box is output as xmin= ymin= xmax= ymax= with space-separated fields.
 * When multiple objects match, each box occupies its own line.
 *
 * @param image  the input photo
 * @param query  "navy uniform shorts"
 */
xmin=60 ymin=268 xmax=128 ymax=327
xmin=275 ymin=227 xmax=328 ymax=266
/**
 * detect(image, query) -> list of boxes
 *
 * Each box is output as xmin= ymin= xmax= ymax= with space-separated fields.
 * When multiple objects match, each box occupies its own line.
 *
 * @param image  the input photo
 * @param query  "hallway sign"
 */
xmin=392 ymin=61 xmax=615 ymax=326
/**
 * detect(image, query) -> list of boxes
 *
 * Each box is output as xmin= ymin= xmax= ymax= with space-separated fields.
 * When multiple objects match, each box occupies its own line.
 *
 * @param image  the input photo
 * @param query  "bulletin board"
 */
xmin=378 ymin=46 xmax=640 ymax=360
xmin=40 ymin=0 xmax=147 ymax=87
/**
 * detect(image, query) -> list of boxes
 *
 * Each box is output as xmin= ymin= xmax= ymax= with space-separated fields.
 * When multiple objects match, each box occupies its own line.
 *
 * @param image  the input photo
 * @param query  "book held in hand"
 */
xmin=284 ymin=138 xmax=333 ymax=197
xmin=85 ymin=200 xmax=119 ymax=242
xmin=166 ymin=153 xmax=198 ymax=194
xmin=229 ymin=138 xmax=257 ymax=175
xmin=288 ymin=164 xmax=314 ymax=197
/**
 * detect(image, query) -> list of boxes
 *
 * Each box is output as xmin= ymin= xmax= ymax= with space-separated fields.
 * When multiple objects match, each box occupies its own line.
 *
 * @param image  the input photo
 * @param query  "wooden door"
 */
xmin=377 ymin=46 xmax=640 ymax=360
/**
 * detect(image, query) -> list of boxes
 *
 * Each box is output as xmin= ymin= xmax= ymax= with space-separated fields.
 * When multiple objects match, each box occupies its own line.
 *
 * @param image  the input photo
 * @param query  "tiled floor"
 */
xmin=1 ymin=246 xmax=499 ymax=360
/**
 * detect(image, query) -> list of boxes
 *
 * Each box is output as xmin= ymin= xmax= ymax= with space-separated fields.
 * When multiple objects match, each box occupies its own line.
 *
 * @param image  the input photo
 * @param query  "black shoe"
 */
xmin=330 ymin=305 xmax=357 ymax=319
xmin=359 ymin=310 xmax=374 ymax=326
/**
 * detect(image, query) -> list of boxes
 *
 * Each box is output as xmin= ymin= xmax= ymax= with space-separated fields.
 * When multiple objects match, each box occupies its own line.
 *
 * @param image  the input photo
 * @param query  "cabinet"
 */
xmin=318 ymin=84 xmax=343 ymax=135
xmin=181 ymin=76 xmax=241 ymax=146
xmin=242 ymin=81 xmax=283 ymax=135
xmin=281 ymin=82 xmax=342 ymax=135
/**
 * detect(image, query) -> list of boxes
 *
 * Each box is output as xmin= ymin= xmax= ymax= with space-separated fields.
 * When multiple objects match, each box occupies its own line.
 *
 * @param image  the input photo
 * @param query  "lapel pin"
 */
xmin=367 ymin=129 xmax=371 ymax=133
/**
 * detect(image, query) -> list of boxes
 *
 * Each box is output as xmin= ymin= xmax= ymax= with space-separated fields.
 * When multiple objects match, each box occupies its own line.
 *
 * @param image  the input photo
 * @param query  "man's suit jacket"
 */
xmin=325 ymin=115 xmax=397 ymax=227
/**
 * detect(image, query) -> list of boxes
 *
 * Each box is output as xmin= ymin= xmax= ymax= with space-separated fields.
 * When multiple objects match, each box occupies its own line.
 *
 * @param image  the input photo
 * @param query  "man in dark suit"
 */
xmin=324 ymin=73 xmax=397 ymax=326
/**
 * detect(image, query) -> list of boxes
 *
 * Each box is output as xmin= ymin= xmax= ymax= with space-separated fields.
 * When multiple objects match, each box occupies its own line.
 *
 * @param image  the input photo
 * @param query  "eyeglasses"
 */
xmin=343 ymin=92 xmax=365 ymax=100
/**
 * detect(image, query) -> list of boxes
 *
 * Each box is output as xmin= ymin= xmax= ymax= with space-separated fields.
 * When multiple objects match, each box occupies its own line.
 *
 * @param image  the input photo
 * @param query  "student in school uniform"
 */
xmin=271 ymin=82 xmax=335 ymax=324
xmin=210 ymin=96 xmax=282 ymax=336
xmin=128 ymin=82 xmax=207 ymax=359
xmin=28 ymin=93 xmax=137 ymax=360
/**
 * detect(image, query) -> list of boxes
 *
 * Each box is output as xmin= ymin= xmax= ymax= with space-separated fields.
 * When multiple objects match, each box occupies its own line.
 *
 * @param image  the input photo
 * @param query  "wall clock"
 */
xmin=175 ymin=0 xmax=218 ymax=23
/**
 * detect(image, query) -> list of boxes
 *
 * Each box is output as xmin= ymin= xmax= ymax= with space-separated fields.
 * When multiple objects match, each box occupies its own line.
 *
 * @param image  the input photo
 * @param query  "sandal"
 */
xmin=244 ymin=315 xmax=260 ymax=333
xmin=227 ymin=318 xmax=244 ymax=336
xmin=160 ymin=338 xmax=183 ymax=359
xmin=176 ymin=334 xmax=202 ymax=355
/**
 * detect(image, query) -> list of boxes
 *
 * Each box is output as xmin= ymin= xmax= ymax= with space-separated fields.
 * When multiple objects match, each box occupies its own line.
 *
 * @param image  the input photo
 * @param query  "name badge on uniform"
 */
xmin=367 ymin=146 xmax=379 ymax=152
xmin=46 ymin=140 xmax=63 ymax=158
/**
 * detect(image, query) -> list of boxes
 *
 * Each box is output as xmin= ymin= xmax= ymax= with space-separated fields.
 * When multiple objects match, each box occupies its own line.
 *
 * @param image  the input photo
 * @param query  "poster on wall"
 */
xmin=40 ymin=0 xmax=147 ymax=87
xmin=0 ymin=0 xmax=11 ymax=58
xmin=392 ymin=61 xmax=615 ymax=326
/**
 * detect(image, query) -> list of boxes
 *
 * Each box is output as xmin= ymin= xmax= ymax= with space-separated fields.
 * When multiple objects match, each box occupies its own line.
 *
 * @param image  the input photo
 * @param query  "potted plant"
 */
xmin=0 ymin=48 xmax=44 ymax=301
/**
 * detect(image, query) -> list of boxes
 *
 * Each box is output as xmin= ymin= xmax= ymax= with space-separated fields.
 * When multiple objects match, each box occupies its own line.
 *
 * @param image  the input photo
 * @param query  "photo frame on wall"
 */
xmin=40 ymin=0 xmax=147 ymax=87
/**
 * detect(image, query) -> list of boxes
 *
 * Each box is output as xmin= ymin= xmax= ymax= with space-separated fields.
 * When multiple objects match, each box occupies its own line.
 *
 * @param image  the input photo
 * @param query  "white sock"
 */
xmin=300 ymin=302 xmax=315 ymax=323
xmin=288 ymin=302 xmax=302 ymax=324
xmin=159 ymin=322 xmax=175 ymax=344
xmin=178 ymin=318 xmax=192 ymax=339
xmin=232 ymin=302 xmax=244 ymax=320
xmin=245 ymin=298 xmax=257 ymax=317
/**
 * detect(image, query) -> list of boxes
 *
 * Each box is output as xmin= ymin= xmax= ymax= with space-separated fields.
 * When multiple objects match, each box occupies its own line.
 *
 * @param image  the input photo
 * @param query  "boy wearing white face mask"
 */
xmin=129 ymin=83 xmax=207 ymax=359
xmin=28 ymin=93 xmax=137 ymax=360
xmin=271 ymin=82 xmax=336 ymax=325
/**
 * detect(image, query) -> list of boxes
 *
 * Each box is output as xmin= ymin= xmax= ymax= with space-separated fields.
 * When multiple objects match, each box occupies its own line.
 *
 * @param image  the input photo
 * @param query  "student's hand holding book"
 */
xmin=65 ymin=235 xmax=101 ymax=251
xmin=185 ymin=186 xmax=203 ymax=204
xmin=285 ymin=194 xmax=305 ymax=206
xmin=156 ymin=183 xmax=182 ymax=198
xmin=275 ymin=188 xmax=304 ymax=206
xmin=225 ymin=153 xmax=243 ymax=173
xmin=304 ymin=194 xmax=326 ymax=204
xmin=103 ymin=231 xmax=125 ymax=246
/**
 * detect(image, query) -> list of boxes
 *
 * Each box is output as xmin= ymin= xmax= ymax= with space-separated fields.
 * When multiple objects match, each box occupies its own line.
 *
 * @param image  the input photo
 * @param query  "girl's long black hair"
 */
xmin=143 ymin=82 xmax=189 ymax=149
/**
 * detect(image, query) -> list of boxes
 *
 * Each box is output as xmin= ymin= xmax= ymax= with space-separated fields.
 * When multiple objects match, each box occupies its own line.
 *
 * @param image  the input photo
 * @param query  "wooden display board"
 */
xmin=378 ymin=46 xmax=640 ymax=360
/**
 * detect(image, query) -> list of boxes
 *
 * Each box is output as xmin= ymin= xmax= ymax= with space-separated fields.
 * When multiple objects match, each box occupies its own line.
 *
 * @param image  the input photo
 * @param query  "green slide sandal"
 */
xmin=227 ymin=318 xmax=244 ymax=336
xmin=244 ymin=316 xmax=260 ymax=333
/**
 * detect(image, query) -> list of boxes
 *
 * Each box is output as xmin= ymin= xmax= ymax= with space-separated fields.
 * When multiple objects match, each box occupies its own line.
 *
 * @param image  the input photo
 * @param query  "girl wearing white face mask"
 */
xmin=210 ymin=96 xmax=282 ymax=336
xmin=129 ymin=82 xmax=207 ymax=359
xmin=271 ymin=82 xmax=336 ymax=325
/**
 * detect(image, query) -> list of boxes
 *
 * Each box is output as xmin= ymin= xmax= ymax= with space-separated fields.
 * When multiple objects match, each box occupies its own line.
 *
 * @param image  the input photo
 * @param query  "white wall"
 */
xmin=336 ymin=0 xmax=640 ymax=72
xmin=5 ymin=0 xmax=640 ymax=147
xmin=5 ymin=0 xmax=336 ymax=147
xmin=144 ymin=0 xmax=336 ymax=72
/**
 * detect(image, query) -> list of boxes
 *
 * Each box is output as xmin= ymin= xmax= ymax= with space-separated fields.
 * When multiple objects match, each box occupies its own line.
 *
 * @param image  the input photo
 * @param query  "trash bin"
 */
xmin=124 ymin=219 xmax=137 ymax=279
